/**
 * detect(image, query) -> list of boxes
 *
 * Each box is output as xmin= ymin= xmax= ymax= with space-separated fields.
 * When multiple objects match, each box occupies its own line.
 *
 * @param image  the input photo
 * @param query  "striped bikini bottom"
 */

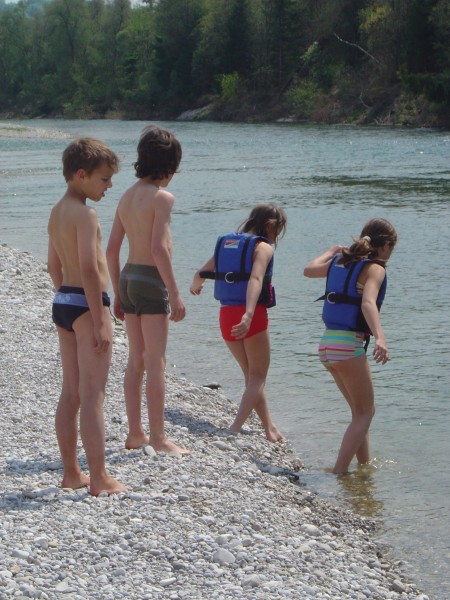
xmin=319 ymin=329 xmax=366 ymax=366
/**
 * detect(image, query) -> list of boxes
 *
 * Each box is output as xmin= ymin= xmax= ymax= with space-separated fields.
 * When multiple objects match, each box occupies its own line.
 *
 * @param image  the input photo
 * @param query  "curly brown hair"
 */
xmin=134 ymin=125 xmax=182 ymax=180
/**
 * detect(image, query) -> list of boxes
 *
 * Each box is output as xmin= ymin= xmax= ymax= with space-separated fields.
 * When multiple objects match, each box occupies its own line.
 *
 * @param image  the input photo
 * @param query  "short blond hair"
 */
xmin=62 ymin=137 xmax=119 ymax=181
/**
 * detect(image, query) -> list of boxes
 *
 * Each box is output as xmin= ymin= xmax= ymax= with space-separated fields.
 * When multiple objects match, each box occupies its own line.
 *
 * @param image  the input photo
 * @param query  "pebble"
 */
xmin=0 ymin=243 xmax=427 ymax=599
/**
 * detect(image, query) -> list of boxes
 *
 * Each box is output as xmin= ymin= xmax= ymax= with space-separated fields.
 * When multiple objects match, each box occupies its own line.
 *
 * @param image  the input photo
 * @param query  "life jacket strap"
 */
xmin=200 ymin=270 xmax=249 ymax=282
xmin=200 ymin=271 xmax=272 ymax=284
xmin=315 ymin=291 xmax=383 ymax=310
xmin=314 ymin=292 xmax=362 ymax=306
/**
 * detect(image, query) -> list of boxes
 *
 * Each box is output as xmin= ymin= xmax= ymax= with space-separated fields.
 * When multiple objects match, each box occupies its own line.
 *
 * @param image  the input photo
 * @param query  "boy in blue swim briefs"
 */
xmin=47 ymin=137 xmax=126 ymax=496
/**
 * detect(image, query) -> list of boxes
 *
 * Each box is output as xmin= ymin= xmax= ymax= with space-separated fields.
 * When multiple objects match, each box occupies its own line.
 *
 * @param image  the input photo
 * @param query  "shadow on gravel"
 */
xmin=3 ymin=458 xmax=61 ymax=475
xmin=165 ymin=406 xmax=226 ymax=437
xmin=0 ymin=497 xmax=45 ymax=513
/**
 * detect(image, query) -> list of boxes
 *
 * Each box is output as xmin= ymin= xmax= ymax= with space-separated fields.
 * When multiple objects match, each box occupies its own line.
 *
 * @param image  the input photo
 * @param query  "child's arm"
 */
xmin=361 ymin=263 xmax=389 ymax=364
xmin=303 ymin=245 xmax=342 ymax=278
xmin=190 ymin=256 xmax=214 ymax=295
xmin=106 ymin=211 xmax=125 ymax=321
xmin=77 ymin=208 xmax=111 ymax=353
xmin=231 ymin=241 xmax=273 ymax=340
xmin=47 ymin=238 xmax=63 ymax=289
xmin=151 ymin=190 xmax=185 ymax=322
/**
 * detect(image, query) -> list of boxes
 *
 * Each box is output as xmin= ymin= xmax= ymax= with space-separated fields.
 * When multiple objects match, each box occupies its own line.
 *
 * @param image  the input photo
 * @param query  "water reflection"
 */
xmin=336 ymin=465 xmax=384 ymax=520
xmin=310 ymin=175 xmax=450 ymax=194
xmin=283 ymin=175 xmax=450 ymax=207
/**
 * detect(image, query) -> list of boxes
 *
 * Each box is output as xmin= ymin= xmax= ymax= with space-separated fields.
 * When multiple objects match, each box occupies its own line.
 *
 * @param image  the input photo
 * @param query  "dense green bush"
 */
xmin=0 ymin=0 xmax=448 ymax=123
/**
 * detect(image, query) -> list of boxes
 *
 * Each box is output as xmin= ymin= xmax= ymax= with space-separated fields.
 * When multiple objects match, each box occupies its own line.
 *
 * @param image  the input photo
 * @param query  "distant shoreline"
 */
xmin=0 ymin=122 xmax=71 ymax=139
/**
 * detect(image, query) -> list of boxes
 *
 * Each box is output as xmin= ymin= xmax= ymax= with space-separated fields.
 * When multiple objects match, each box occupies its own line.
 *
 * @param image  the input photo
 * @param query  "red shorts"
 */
xmin=219 ymin=304 xmax=268 ymax=342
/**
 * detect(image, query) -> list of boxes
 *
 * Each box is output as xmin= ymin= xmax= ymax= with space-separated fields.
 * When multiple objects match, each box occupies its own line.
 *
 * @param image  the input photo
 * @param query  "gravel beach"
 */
xmin=0 ymin=243 xmax=428 ymax=600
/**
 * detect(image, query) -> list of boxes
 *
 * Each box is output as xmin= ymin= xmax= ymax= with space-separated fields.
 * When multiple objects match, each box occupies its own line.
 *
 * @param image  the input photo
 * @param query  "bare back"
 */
xmin=48 ymin=194 xmax=109 ymax=290
xmin=116 ymin=180 xmax=174 ymax=266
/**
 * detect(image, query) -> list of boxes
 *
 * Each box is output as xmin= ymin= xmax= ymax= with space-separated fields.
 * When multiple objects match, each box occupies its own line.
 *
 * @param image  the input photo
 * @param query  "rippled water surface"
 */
xmin=1 ymin=119 xmax=449 ymax=598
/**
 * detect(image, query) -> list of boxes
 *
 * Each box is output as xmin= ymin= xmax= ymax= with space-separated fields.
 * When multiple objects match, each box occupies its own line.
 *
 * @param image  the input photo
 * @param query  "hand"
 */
xmin=189 ymin=282 xmax=204 ymax=295
xmin=93 ymin=322 xmax=112 ymax=354
xmin=113 ymin=296 xmax=124 ymax=321
xmin=190 ymin=274 xmax=205 ymax=295
xmin=372 ymin=338 xmax=389 ymax=364
xmin=169 ymin=293 xmax=186 ymax=322
xmin=230 ymin=312 xmax=252 ymax=340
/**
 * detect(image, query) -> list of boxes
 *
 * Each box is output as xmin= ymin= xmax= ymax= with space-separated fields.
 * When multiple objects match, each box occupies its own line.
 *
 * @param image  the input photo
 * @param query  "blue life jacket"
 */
xmin=318 ymin=254 xmax=387 ymax=334
xmin=199 ymin=232 xmax=275 ymax=307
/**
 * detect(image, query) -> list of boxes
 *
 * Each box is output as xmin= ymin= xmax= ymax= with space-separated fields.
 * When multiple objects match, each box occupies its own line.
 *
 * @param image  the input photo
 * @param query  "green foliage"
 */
xmin=400 ymin=71 xmax=450 ymax=105
xmin=0 ymin=0 xmax=448 ymax=123
xmin=217 ymin=72 xmax=240 ymax=102
xmin=192 ymin=0 xmax=250 ymax=97
xmin=301 ymin=41 xmax=343 ymax=89
xmin=285 ymin=78 xmax=319 ymax=116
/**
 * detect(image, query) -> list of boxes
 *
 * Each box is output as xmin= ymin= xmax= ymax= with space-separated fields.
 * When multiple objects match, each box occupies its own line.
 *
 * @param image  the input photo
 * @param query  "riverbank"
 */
xmin=2 ymin=87 xmax=449 ymax=130
xmin=0 ymin=242 xmax=429 ymax=599
xmin=0 ymin=123 xmax=71 ymax=139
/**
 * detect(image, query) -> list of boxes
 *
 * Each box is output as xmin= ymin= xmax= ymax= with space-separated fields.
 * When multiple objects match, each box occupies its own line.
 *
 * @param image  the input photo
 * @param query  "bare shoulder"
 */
xmin=366 ymin=262 xmax=385 ymax=276
xmin=70 ymin=200 xmax=98 ymax=225
xmin=361 ymin=262 xmax=386 ymax=285
xmin=152 ymin=189 xmax=175 ymax=224
xmin=155 ymin=188 xmax=174 ymax=208
xmin=253 ymin=240 xmax=274 ymax=264
xmin=49 ymin=196 xmax=96 ymax=232
xmin=255 ymin=239 xmax=273 ymax=255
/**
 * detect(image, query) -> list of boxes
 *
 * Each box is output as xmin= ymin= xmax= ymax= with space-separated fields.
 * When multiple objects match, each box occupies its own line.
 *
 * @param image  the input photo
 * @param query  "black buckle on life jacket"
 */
xmin=314 ymin=291 xmax=361 ymax=306
xmin=314 ymin=292 xmax=339 ymax=303
xmin=199 ymin=270 xmax=250 ymax=283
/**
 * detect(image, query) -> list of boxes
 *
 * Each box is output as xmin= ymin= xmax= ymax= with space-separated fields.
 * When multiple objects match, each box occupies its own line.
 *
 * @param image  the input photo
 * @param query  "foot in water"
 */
xmin=229 ymin=423 xmax=285 ymax=443
xmin=265 ymin=424 xmax=285 ymax=443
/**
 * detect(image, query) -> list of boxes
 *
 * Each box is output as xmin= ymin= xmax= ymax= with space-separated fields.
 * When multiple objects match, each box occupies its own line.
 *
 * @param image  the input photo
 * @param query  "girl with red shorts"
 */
xmin=190 ymin=204 xmax=287 ymax=442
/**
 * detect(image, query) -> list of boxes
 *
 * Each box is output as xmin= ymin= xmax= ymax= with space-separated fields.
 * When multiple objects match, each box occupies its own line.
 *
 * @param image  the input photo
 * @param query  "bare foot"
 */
xmin=150 ymin=437 xmax=191 ymax=455
xmin=125 ymin=433 xmax=150 ymax=449
xmin=265 ymin=425 xmax=285 ymax=443
xmin=90 ymin=475 xmax=127 ymax=497
xmin=221 ymin=427 xmax=238 ymax=436
xmin=61 ymin=472 xmax=90 ymax=490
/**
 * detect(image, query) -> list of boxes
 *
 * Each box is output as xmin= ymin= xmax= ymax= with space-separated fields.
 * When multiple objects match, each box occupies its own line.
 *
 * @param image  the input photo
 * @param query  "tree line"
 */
xmin=1 ymin=0 xmax=449 ymax=125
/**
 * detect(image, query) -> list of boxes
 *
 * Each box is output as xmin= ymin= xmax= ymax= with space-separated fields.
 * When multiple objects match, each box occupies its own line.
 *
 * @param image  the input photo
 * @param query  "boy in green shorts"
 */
xmin=107 ymin=125 xmax=189 ymax=455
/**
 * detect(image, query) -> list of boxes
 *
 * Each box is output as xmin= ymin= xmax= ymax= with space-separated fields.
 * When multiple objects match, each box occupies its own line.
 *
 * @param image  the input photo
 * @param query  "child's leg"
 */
xmin=55 ymin=327 xmax=89 ymax=489
xmin=227 ymin=331 xmax=283 ymax=442
xmin=123 ymin=313 xmax=148 ymax=449
xmin=73 ymin=311 xmax=126 ymax=495
xmin=327 ymin=355 xmax=375 ymax=474
xmin=140 ymin=314 xmax=190 ymax=454
xmin=329 ymin=366 xmax=371 ymax=465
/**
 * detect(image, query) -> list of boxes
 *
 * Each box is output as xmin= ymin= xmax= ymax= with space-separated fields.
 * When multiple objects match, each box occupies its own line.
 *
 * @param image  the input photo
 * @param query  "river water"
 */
xmin=1 ymin=119 xmax=449 ymax=599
